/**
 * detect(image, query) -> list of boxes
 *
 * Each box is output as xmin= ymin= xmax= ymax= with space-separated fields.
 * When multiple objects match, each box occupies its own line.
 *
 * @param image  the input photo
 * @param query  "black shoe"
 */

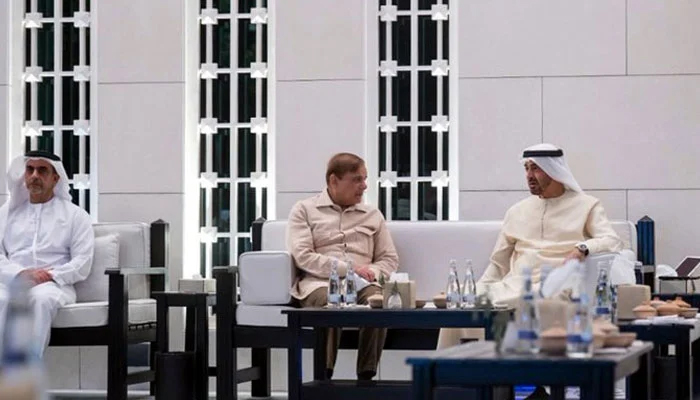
xmin=358 ymin=370 xmax=376 ymax=380
xmin=524 ymin=386 xmax=550 ymax=400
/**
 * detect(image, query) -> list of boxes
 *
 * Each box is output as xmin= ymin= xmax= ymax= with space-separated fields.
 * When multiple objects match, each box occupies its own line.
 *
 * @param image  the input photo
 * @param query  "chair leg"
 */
xmin=150 ymin=341 xmax=157 ymax=395
xmin=107 ymin=335 xmax=128 ymax=400
xmin=251 ymin=348 xmax=271 ymax=397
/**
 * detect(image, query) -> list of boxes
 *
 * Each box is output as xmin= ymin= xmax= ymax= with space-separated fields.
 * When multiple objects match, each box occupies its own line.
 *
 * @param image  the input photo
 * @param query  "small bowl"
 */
xmin=604 ymin=332 xmax=637 ymax=348
xmin=539 ymin=327 xmax=567 ymax=355
xmin=432 ymin=293 xmax=447 ymax=309
xmin=657 ymin=302 xmax=681 ymax=316
xmin=594 ymin=320 xmax=620 ymax=335
xmin=673 ymin=296 xmax=691 ymax=308
xmin=368 ymin=294 xmax=383 ymax=309
xmin=415 ymin=299 xmax=426 ymax=309
xmin=679 ymin=307 xmax=698 ymax=319
xmin=633 ymin=304 xmax=657 ymax=319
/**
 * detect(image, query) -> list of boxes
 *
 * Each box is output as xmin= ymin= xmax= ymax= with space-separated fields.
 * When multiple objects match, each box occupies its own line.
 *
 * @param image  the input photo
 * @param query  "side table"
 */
xmin=152 ymin=292 xmax=216 ymax=400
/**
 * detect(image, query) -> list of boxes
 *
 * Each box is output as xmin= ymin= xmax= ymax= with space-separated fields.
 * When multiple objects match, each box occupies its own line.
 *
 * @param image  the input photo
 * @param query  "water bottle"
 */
xmin=595 ymin=268 xmax=612 ymax=321
xmin=446 ymin=259 xmax=461 ymax=309
xmin=515 ymin=267 xmax=539 ymax=354
xmin=538 ymin=265 xmax=553 ymax=298
xmin=344 ymin=257 xmax=357 ymax=307
xmin=2 ymin=275 xmax=46 ymax=399
xmin=461 ymin=259 xmax=476 ymax=308
xmin=567 ymin=263 xmax=593 ymax=358
xmin=327 ymin=259 xmax=341 ymax=308
xmin=3 ymin=276 xmax=35 ymax=365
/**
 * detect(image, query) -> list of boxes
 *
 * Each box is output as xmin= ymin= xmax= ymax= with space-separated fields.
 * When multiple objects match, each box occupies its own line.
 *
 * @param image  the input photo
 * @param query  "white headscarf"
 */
xmin=521 ymin=143 xmax=583 ymax=193
xmin=5 ymin=151 xmax=72 ymax=212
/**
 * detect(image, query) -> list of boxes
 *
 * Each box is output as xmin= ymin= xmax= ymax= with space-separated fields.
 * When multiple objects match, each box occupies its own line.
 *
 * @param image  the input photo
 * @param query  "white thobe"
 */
xmin=0 ymin=197 xmax=94 ymax=354
xmin=438 ymin=190 xmax=623 ymax=348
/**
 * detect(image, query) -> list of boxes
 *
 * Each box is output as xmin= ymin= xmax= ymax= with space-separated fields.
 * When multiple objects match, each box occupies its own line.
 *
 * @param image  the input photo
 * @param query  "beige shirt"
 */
xmin=477 ymin=190 xmax=623 ymax=307
xmin=287 ymin=190 xmax=399 ymax=300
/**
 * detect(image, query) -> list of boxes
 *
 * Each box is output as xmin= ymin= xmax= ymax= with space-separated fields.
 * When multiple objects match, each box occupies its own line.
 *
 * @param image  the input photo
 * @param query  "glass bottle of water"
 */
xmin=515 ymin=266 xmax=539 ymax=354
xmin=461 ymin=259 xmax=477 ymax=308
xmin=327 ymin=259 xmax=341 ymax=308
xmin=446 ymin=259 xmax=461 ymax=309
xmin=567 ymin=263 xmax=593 ymax=358
xmin=344 ymin=257 xmax=357 ymax=308
xmin=2 ymin=275 xmax=46 ymax=399
xmin=595 ymin=268 xmax=612 ymax=321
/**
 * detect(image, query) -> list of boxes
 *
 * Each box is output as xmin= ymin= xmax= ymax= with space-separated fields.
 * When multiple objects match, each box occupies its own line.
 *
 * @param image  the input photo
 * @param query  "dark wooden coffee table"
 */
xmin=407 ymin=340 xmax=654 ymax=400
xmin=282 ymin=306 xmax=513 ymax=400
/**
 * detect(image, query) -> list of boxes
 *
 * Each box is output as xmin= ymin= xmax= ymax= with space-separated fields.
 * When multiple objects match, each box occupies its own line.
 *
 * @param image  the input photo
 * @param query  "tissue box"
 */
xmin=178 ymin=278 xmax=216 ymax=293
xmin=382 ymin=281 xmax=416 ymax=309
xmin=616 ymin=284 xmax=651 ymax=320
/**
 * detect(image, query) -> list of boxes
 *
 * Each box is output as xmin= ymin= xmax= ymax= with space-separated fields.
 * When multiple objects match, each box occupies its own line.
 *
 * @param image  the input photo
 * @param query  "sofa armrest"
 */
xmin=239 ymin=251 xmax=295 ymax=305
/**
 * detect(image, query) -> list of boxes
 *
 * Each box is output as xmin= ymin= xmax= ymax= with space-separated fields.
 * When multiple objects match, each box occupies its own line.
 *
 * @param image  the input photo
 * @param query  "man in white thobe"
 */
xmin=438 ymin=143 xmax=623 ymax=349
xmin=0 ymin=151 xmax=94 ymax=357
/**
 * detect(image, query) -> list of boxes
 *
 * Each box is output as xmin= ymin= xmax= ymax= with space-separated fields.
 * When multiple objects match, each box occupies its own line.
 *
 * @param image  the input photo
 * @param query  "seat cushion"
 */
xmin=51 ymin=299 xmax=156 ymax=328
xmin=236 ymin=304 xmax=294 ymax=327
xmin=75 ymin=233 xmax=120 ymax=302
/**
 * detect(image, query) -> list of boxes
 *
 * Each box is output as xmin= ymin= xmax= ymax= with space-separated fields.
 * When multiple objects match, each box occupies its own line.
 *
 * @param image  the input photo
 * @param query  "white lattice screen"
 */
xmin=20 ymin=0 xmax=94 ymax=213
xmin=370 ymin=0 xmax=458 ymax=221
xmin=198 ymin=0 xmax=272 ymax=276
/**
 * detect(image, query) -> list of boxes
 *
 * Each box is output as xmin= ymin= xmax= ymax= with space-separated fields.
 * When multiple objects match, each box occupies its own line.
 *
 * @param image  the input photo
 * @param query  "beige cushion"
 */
xmin=75 ymin=234 xmax=119 ymax=302
xmin=51 ymin=299 xmax=156 ymax=328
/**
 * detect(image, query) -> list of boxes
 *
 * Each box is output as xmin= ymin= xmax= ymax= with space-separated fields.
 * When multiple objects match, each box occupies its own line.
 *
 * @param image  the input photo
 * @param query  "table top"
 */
xmin=619 ymin=317 xmax=700 ymax=343
xmin=407 ymin=340 xmax=653 ymax=367
xmin=405 ymin=340 xmax=654 ymax=386
xmin=282 ymin=306 xmax=513 ymax=329
xmin=152 ymin=291 xmax=217 ymax=306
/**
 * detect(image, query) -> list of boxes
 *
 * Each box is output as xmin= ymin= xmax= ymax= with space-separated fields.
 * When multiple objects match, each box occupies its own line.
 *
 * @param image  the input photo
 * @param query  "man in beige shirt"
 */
xmin=287 ymin=152 xmax=399 ymax=380
xmin=438 ymin=143 xmax=623 ymax=349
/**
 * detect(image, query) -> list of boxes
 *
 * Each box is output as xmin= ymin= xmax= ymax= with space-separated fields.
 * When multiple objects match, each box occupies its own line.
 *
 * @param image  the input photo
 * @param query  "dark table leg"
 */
xmin=582 ymin=367 xmax=615 ymax=400
xmin=550 ymin=386 xmax=565 ymax=400
xmin=185 ymin=305 xmax=195 ymax=351
xmin=630 ymin=351 xmax=651 ymax=400
xmin=288 ymin=313 xmax=302 ymax=400
xmin=313 ymin=327 xmax=328 ymax=380
xmin=693 ymin=338 xmax=700 ymax=398
xmin=676 ymin=335 xmax=692 ymax=400
xmin=195 ymin=301 xmax=209 ymax=400
xmin=411 ymin=364 xmax=433 ymax=400
xmin=156 ymin=298 xmax=169 ymax=354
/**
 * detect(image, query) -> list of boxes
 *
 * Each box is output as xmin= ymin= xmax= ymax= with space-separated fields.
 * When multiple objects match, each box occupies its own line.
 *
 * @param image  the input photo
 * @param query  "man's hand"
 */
xmin=18 ymin=267 xmax=54 ymax=286
xmin=564 ymin=249 xmax=586 ymax=263
xmin=355 ymin=265 xmax=376 ymax=282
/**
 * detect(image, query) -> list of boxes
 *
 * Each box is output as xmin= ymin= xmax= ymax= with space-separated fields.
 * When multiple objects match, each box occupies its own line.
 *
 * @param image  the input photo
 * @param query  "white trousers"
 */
xmin=0 ymin=282 xmax=76 ymax=358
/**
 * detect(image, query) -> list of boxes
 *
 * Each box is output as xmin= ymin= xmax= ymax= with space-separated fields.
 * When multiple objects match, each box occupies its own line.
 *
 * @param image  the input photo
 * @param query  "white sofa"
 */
xmin=45 ymin=220 xmax=168 ymax=399
xmin=215 ymin=219 xmax=637 ymax=397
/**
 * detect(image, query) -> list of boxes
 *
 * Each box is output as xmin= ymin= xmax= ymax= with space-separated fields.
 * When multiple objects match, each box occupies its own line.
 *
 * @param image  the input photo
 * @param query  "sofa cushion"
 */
xmin=51 ymin=299 xmax=156 ymax=328
xmin=239 ymin=251 xmax=294 ymax=305
xmin=93 ymin=222 xmax=150 ymax=300
xmin=236 ymin=304 xmax=293 ymax=327
xmin=75 ymin=234 xmax=119 ymax=302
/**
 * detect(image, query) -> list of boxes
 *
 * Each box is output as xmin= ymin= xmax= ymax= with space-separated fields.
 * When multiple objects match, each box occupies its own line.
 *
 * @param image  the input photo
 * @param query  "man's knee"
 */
xmin=358 ymin=285 xmax=381 ymax=304
xmin=300 ymin=287 xmax=328 ymax=308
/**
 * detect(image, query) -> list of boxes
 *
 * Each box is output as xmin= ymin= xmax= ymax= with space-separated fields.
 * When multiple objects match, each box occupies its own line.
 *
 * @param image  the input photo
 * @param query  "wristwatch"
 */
xmin=576 ymin=243 xmax=589 ymax=257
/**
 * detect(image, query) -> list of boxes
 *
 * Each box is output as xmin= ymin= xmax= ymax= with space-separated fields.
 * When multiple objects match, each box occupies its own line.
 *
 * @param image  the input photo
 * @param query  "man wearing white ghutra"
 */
xmin=0 ymin=151 xmax=94 ymax=357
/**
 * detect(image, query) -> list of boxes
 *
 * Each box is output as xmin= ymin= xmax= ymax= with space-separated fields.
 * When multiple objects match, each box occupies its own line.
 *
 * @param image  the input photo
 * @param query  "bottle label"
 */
xmin=517 ymin=330 xmax=538 ymax=340
xmin=345 ymin=294 xmax=356 ymax=303
xmin=328 ymin=293 xmax=340 ymax=304
xmin=462 ymin=294 xmax=475 ymax=303
xmin=595 ymin=307 xmax=611 ymax=315
xmin=447 ymin=293 xmax=459 ymax=303
xmin=567 ymin=333 xmax=592 ymax=344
